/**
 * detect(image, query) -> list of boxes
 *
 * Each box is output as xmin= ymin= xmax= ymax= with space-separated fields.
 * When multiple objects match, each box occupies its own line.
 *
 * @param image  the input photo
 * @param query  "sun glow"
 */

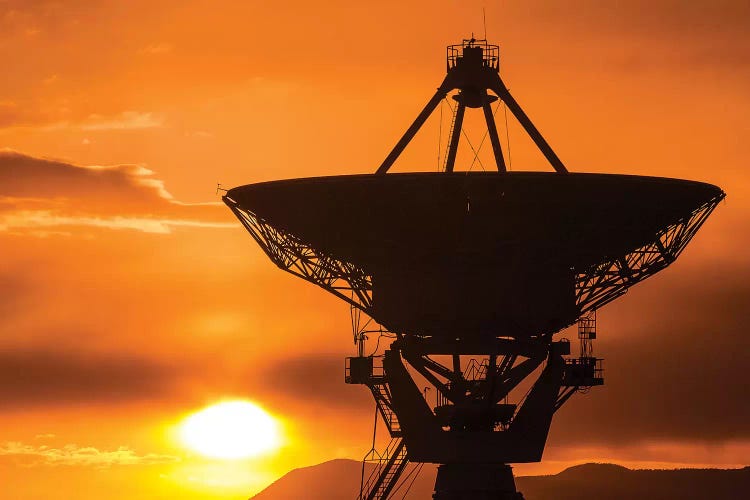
xmin=179 ymin=400 xmax=281 ymax=459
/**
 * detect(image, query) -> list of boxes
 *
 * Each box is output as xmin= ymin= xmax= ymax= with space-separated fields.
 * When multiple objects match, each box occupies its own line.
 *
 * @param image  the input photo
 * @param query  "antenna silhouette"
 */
xmin=483 ymin=6 xmax=487 ymax=40
xmin=222 ymin=37 xmax=725 ymax=500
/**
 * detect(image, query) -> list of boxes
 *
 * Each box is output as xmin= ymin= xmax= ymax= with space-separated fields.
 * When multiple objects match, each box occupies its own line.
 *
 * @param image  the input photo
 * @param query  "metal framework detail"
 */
xmin=227 ymin=194 xmax=722 ymax=340
xmin=358 ymin=437 xmax=409 ymax=500
xmin=225 ymin=198 xmax=373 ymax=311
xmin=223 ymin=36 xmax=724 ymax=500
xmin=575 ymin=195 xmax=722 ymax=314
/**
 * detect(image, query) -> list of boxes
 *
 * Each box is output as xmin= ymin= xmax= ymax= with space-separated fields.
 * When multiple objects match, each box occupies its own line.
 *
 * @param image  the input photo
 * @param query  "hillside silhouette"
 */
xmin=250 ymin=460 xmax=750 ymax=500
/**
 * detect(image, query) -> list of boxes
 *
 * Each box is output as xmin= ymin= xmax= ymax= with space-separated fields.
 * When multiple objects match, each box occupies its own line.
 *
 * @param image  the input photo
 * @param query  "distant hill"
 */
xmin=249 ymin=459 xmax=436 ymax=500
xmin=521 ymin=463 xmax=750 ymax=500
xmin=250 ymin=459 xmax=750 ymax=500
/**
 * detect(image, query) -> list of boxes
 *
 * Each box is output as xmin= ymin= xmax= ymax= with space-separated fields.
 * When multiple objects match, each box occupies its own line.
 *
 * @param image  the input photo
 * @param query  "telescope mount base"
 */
xmin=433 ymin=463 xmax=524 ymax=500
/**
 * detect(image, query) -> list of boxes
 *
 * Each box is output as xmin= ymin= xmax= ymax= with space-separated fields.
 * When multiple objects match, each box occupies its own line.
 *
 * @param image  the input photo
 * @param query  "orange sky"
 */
xmin=1 ymin=1 xmax=749 ymax=498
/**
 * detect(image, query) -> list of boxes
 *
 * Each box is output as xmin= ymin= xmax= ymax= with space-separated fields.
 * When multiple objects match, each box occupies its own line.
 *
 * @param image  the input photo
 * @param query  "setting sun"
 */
xmin=1 ymin=2 xmax=748 ymax=499
xmin=180 ymin=401 xmax=281 ymax=459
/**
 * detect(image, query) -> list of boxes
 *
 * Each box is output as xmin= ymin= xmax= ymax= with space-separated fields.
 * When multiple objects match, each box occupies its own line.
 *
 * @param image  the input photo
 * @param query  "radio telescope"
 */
xmin=224 ymin=39 xmax=724 ymax=499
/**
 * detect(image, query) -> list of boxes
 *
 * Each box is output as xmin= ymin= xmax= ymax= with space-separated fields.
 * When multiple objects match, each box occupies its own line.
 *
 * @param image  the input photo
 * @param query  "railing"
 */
xmin=345 ymin=356 xmax=385 ymax=384
xmin=370 ymin=384 xmax=400 ymax=436
xmin=464 ymin=358 xmax=488 ymax=381
xmin=562 ymin=357 xmax=604 ymax=387
xmin=578 ymin=313 xmax=596 ymax=339
xmin=436 ymin=385 xmax=450 ymax=408
xmin=447 ymin=39 xmax=499 ymax=71
xmin=359 ymin=437 xmax=408 ymax=500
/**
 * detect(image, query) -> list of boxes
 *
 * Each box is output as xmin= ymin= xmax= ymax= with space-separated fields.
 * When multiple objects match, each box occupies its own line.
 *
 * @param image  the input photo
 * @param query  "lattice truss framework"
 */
xmin=225 ymin=198 xmax=373 ymax=311
xmin=575 ymin=194 xmax=723 ymax=314
xmin=225 ymin=194 xmax=723 ymax=327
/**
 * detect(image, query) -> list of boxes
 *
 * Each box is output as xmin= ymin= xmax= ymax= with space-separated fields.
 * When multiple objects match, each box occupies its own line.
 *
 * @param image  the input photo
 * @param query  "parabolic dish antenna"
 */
xmin=224 ymin=38 xmax=724 ymax=499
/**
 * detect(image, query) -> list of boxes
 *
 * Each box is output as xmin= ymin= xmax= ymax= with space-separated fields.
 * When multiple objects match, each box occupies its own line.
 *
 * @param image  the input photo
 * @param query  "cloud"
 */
xmin=0 ymin=150 xmax=233 ymax=234
xmin=256 ymin=266 xmax=750 ymax=447
xmin=0 ymin=349 xmax=184 ymax=408
xmin=0 ymin=442 xmax=179 ymax=468
xmin=0 ymin=103 xmax=165 ymax=131
xmin=0 ymin=210 xmax=231 ymax=234
xmin=141 ymin=42 xmax=173 ymax=55
xmin=495 ymin=1 xmax=750 ymax=74
xmin=0 ymin=270 xmax=33 ymax=315
xmin=78 ymin=111 xmax=164 ymax=131
xmin=538 ymin=0 xmax=750 ymax=38
xmin=0 ymin=101 xmax=54 ymax=129
xmin=258 ymin=354 xmax=372 ymax=411
xmin=552 ymin=261 xmax=750 ymax=445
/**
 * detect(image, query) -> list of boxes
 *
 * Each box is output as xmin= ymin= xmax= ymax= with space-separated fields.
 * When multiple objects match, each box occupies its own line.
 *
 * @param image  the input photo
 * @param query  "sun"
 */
xmin=179 ymin=400 xmax=281 ymax=459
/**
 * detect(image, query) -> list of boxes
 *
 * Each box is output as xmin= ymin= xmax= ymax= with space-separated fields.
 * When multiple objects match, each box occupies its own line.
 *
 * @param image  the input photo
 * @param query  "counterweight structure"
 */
xmin=224 ymin=39 xmax=724 ymax=499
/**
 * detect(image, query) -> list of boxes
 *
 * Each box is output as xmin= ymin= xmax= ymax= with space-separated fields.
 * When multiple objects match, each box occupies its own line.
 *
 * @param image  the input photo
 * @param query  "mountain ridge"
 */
xmin=251 ymin=459 xmax=750 ymax=499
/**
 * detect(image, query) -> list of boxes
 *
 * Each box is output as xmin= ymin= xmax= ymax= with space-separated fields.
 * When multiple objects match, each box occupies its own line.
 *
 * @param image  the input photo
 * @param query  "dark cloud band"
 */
xmin=0 ymin=349 xmax=182 ymax=408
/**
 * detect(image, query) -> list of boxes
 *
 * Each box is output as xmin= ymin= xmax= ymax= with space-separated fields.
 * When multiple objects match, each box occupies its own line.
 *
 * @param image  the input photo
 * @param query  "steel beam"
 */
xmin=482 ymin=100 xmax=507 ymax=172
xmin=377 ymin=87 xmax=450 ymax=175
xmin=491 ymin=79 xmax=568 ymax=174
xmin=444 ymin=102 xmax=466 ymax=172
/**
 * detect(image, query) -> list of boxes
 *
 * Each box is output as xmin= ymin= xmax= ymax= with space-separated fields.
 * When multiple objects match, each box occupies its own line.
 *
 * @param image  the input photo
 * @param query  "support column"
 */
xmin=445 ymin=103 xmax=466 ymax=172
xmin=377 ymin=87 xmax=450 ymax=174
xmin=491 ymin=80 xmax=567 ymax=174
xmin=482 ymin=101 xmax=507 ymax=172
xmin=433 ymin=463 xmax=524 ymax=499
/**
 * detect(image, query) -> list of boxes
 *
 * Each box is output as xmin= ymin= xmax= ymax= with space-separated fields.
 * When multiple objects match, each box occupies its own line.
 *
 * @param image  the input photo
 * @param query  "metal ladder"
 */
xmin=358 ymin=437 xmax=409 ymax=500
xmin=369 ymin=382 xmax=401 ymax=436
xmin=442 ymin=101 xmax=460 ymax=171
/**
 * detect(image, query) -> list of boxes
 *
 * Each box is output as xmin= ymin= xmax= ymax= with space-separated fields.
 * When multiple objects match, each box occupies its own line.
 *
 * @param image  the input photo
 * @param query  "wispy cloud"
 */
xmin=0 ymin=105 xmax=165 ymax=131
xmin=0 ymin=442 xmax=180 ymax=468
xmin=0 ymin=349 xmax=185 ymax=408
xmin=0 ymin=210 xmax=234 ymax=234
xmin=78 ymin=111 xmax=164 ymax=131
xmin=141 ymin=42 xmax=173 ymax=55
xmin=0 ymin=151 xmax=233 ymax=235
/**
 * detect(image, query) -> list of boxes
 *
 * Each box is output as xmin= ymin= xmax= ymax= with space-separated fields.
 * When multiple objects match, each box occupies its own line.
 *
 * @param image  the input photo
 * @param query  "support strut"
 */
xmin=491 ymin=82 xmax=567 ymax=174
xmin=444 ymin=102 xmax=466 ymax=172
xmin=482 ymin=100 xmax=507 ymax=172
xmin=377 ymin=89 xmax=449 ymax=174
xmin=375 ymin=39 xmax=568 ymax=175
xmin=434 ymin=463 xmax=524 ymax=500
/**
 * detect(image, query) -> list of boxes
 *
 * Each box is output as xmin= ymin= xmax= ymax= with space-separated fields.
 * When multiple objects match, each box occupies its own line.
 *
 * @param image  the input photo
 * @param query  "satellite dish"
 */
xmin=224 ymin=39 xmax=724 ymax=500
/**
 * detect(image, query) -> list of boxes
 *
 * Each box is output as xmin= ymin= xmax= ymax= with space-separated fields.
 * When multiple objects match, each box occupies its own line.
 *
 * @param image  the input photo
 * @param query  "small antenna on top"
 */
xmin=483 ymin=7 xmax=487 ymax=40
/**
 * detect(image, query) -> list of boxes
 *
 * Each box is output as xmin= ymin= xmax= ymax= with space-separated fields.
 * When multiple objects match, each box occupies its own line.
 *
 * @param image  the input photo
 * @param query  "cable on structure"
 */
xmin=437 ymin=99 xmax=443 ymax=171
xmin=468 ymin=100 xmax=503 ymax=171
xmin=389 ymin=461 xmax=423 ymax=498
xmin=503 ymin=102 xmax=513 ymax=170
xmin=359 ymin=404 xmax=380 ymax=499
xmin=396 ymin=462 xmax=425 ymax=499
xmin=443 ymin=97 xmax=486 ymax=171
